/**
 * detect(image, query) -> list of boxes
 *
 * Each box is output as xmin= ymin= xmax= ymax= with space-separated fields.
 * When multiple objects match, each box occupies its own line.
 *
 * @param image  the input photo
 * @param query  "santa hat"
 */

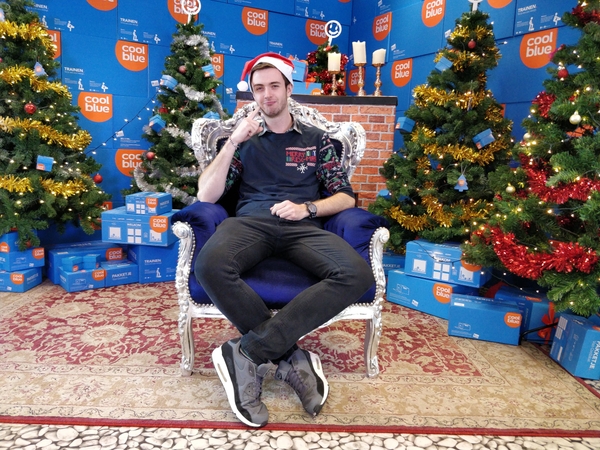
xmin=238 ymin=52 xmax=295 ymax=91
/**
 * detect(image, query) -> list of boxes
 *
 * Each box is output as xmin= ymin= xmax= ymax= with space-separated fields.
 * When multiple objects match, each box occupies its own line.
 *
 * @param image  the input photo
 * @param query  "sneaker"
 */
xmin=211 ymin=338 xmax=271 ymax=427
xmin=274 ymin=348 xmax=329 ymax=416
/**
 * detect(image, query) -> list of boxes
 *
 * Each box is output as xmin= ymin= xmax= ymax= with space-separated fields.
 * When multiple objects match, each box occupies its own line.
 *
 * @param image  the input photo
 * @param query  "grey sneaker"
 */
xmin=274 ymin=348 xmax=329 ymax=416
xmin=211 ymin=338 xmax=270 ymax=427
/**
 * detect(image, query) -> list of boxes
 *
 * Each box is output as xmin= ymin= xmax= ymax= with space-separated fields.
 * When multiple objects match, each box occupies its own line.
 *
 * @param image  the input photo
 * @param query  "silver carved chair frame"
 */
xmin=172 ymin=98 xmax=389 ymax=378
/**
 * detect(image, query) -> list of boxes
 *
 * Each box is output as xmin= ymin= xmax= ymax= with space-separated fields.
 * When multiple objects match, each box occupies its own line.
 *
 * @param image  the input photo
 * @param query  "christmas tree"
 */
xmin=125 ymin=17 xmax=227 ymax=209
xmin=464 ymin=1 xmax=600 ymax=317
xmin=369 ymin=8 xmax=513 ymax=252
xmin=0 ymin=0 xmax=110 ymax=249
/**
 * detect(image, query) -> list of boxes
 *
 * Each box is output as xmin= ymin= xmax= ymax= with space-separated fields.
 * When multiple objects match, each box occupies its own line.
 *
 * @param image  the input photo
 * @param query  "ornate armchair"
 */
xmin=171 ymin=98 xmax=389 ymax=378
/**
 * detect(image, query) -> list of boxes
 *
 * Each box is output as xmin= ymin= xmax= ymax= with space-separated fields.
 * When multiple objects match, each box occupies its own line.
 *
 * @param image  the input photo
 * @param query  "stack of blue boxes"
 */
xmin=0 ymin=231 xmax=44 ymax=292
xmin=386 ymin=240 xmax=523 ymax=346
xmin=102 ymin=192 xmax=180 ymax=285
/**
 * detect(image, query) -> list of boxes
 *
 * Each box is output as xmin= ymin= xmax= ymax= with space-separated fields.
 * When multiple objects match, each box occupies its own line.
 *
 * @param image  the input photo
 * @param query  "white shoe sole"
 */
xmin=308 ymin=351 xmax=329 ymax=412
xmin=211 ymin=345 xmax=265 ymax=428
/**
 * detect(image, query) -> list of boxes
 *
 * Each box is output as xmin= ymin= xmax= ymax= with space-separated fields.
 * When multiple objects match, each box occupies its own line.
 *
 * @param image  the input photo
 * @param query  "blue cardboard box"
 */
xmin=62 ymin=256 xmax=83 ymax=272
xmin=291 ymin=59 xmax=307 ymax=82
xmin=448 ymin=294 xmax=523 ymax=346
xmin=550 ymin=314 xmax=600 ymax=380
xmin=494 ymin=286 xmax=561 ymax=344
xmin=126 ymin=192 xmax=173 ymax=215
xmin=293 ymin=82 xmax=322 ymax=95
xmin=382 ymin=251 xmax=405 ymax=276
xmin=83 ymin=254 xmax=101 ymax=270
xmin=59 ymin=267 xmax=106 ymax=293
xmin=396 ymin=117 xmax=415 ymax=133
xmin=47 ymin=242 xmax=126 ymax=284
xmin=0 ymin=247 xmax=45 ymax=272
xmin=0 ymin=268 xmax=43 ymax=293
xmin=387 ymin=270 xmax=478 ymax=319
xmin=404 ymin=240 xmax=492 ymax=288
xmin=101 ymin=206 xmax=179 ymax=247
xmin=127 ymin=243 xmax=178 ymax=283
xmin=473 ymin=128 xmax=495 ymax=149
xmin=101 ymin=260 xmax=139 ymax=287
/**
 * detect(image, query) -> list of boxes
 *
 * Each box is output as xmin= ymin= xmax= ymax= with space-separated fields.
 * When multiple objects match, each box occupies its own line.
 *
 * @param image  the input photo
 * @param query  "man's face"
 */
xmin=250 ymin=67 xmax=292 ymax=119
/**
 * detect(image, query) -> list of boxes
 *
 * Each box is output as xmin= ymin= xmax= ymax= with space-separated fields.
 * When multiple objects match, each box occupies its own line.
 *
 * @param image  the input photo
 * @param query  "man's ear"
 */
xmin=286 ymin=83 xmax=293 ymax=97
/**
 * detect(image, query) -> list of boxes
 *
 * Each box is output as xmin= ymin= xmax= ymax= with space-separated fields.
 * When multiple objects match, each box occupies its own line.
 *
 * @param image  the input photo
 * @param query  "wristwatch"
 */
xmin=304 ymin=201 xmax=317 ymax=219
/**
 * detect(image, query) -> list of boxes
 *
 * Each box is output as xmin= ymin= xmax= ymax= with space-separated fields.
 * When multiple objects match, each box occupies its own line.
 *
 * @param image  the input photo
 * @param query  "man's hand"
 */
xmin=231 ymin=107 xmax=263 ymax=145
xmin=270 ymin=200 xmax=308 ymax=221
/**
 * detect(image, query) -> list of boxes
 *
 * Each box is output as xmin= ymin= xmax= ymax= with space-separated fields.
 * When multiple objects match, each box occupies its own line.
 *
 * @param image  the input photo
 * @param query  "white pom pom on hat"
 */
xmin=240 ymin=52 xmax=295 ymax=90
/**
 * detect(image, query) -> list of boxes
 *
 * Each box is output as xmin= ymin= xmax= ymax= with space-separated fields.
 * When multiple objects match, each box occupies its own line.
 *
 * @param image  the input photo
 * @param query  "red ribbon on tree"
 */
xmin=472 ymin=226 xmax=599 ymax=280
xmin=521 ymin=154 xmax=600 ymax=204
xmin=532 ymin=91 xmax=556 ymax=119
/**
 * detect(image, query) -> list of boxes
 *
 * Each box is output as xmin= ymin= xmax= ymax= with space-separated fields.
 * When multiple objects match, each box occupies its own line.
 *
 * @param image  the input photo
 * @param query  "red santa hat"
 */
xmin=239 ymin=52 xmax=295 ymax=91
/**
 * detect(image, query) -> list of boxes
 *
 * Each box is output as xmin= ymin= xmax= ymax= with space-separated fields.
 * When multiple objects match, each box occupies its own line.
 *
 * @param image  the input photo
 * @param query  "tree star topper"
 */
xmin=325 ymin=20 xmax=342 ymax=46
xmin=469 ymin=0 xmax=483 ymax=11
xmin=181 ymin=0 xmax=201 ymax=20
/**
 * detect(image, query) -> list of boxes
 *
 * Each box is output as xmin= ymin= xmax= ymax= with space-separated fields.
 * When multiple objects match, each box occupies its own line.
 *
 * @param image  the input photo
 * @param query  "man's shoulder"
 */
xmin=293 ymin=118 xmax=326 ymax=138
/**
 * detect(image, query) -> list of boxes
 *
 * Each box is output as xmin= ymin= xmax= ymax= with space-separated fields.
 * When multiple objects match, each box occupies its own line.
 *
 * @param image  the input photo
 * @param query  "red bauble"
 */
xmin=93 ymin=173 xmax=103 ymax=183
xmin=468 ymin=39 xmax=476 ymax=49
xmin=146 ymin=151 xmax=155 ymax=160
xmin=178 ymin=65 xmax=187 ymax=74
xmin=158 ymin=105 xmax=168 ymax=113
xmin=24 ymin=102 xmax=37 ymax=114
xmin=557 ymin=68 xmax=569 ymax=78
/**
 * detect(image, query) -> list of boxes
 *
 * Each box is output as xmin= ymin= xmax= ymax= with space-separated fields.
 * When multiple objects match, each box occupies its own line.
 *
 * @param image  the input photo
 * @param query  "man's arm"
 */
xmin=269 ymin=191 xmax=355 ymax=221
xmin=197 ymin=108 xmax=263 ymax=203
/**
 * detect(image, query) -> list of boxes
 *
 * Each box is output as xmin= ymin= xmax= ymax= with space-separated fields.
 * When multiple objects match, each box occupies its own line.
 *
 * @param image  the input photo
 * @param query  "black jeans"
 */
xmin=194 ymin=215 xmax=374 ymax=363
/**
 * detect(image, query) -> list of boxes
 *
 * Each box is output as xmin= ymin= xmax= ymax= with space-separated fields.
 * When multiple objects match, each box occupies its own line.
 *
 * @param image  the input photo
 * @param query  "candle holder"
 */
xmin=355 ymin=63 xmax=366 ymax=96
xmin=372 ymin=63 xmax=384 ymax=96
xmin=329 ymin=70 xmax=340 ymax=96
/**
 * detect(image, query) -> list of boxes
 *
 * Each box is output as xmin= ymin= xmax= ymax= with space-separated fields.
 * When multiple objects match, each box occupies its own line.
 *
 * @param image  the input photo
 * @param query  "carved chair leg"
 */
xmin=364 ymin=315 xmax=382 ymax=378
xmin=180 ymin=311 xmax=195 ymax=376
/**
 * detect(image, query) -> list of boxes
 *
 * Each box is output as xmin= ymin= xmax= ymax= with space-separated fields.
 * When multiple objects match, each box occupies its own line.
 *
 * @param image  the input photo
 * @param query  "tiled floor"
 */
xmin=1 ymin=424 xmax=600 ymax=449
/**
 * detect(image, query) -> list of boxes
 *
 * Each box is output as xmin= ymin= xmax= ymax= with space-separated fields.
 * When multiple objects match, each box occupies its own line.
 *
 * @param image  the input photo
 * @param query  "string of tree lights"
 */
xmin=463 ymin=0 xmax=600 ymax=317
xmin=0 ymin=0 xmax=110 ymax=249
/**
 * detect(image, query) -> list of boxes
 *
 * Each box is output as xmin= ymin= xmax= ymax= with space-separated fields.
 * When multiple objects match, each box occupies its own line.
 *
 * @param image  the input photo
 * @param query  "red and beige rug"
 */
xmin=1 ymin=280 xmax=599 ymax=436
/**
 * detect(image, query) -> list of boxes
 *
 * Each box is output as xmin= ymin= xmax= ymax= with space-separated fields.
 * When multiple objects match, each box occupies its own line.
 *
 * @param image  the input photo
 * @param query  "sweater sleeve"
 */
xmin=316 ymin=132 xmax=355 ymax=198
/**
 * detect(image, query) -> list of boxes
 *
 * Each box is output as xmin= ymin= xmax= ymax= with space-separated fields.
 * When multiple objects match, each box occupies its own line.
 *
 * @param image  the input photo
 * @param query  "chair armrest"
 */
xmin=172 ymin=201 xmax=229 ymax=247
xmin=323 ymin=208 xmax=389 ymax=262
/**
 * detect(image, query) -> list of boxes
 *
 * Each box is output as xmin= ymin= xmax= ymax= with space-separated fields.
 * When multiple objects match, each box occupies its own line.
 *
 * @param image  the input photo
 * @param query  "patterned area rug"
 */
xmin=1 ymin=280 xmax=600 ymax=435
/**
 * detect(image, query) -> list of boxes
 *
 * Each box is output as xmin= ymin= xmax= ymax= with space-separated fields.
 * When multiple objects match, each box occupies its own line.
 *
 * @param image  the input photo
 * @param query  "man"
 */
xmin=195 ymin=52 xmax=374 ymax=428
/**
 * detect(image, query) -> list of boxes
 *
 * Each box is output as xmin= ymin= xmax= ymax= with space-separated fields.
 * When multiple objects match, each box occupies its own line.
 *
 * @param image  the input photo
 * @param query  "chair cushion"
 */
xmin=187 ymin=256 xmax=375 ymax=309
xmin=173 ymin=204 xmax=386 ymax=309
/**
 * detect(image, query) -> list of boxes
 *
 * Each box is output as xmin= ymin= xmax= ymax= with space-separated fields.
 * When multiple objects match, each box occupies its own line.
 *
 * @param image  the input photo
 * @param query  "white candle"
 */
xmin=372 ymin=48 xmax=386 ymax=65
xmin=328 ymin=52 xmax=341 ymax=72
xmin=352 ymin=41 xmax=366 ymax=65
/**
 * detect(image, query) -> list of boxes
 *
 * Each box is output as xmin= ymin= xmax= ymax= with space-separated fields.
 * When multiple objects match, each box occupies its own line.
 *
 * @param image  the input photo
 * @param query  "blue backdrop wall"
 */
xmin=26 ymin=0 xmax=580 ymax=211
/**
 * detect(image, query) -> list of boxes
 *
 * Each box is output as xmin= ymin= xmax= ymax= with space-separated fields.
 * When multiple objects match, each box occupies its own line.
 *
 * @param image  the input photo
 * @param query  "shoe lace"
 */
xmin=284 ymin=366 xmax=306 ymax=397
xmin=245 ymin=365 xmax=267 ymax=405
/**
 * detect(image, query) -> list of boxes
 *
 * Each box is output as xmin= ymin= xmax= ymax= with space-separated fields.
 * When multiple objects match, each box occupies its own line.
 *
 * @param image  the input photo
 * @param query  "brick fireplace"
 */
xmin=236 ymin=93 xmax=398 ymax=209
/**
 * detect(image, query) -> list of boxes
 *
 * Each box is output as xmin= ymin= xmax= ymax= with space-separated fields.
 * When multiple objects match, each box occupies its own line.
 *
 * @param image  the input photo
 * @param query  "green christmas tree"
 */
xmin=125 ymin=18 xmax=227 ymax=209
xmin=369 ymin=8 xmax=513 ymax=252
xmin=0 ymin=0 xmax=110 ymax=249
xmin=464 ymin=1 xmax=600 ymax=317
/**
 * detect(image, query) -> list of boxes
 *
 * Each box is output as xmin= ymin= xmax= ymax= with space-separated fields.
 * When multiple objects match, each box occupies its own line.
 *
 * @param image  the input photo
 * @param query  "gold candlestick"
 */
xmin=329 ymin=70 xmax=340 ymax=96
xmin=355 ymin=63 xmax=366 ymax=96
xmin=373 ymin=63 xmax=383 ymax=96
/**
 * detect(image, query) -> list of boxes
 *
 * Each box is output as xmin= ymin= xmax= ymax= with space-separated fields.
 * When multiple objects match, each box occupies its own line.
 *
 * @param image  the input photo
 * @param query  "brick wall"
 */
xmin=236 ymin=94 xmax=397 ymax=209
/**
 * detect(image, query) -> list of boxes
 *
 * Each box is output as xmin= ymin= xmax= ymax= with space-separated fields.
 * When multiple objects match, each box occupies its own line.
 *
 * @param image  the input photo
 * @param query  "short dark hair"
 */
xmin=250 ymin=62 xmax=291 ymax=89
